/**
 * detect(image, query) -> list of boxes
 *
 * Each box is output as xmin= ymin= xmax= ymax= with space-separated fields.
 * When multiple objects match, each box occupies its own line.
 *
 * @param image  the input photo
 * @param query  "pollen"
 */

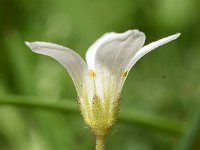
xmin=89 ymin=70 xmax=96 ymax=77
xmin=122 ymin=70 xmax=128 ymax=77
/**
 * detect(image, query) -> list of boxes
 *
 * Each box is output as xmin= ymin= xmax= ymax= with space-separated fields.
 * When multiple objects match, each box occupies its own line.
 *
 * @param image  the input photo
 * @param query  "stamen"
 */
xmin=89 ymin=70 xmax=96 ymax=77
xmin=111 ymin=67 xmax=114 ymax=74
xmin=88 ymin=70 xmax=97 ymax=94
xmin=122 ymin=70 xmax=128 ymax=77
xmin=92 ymin=78 xmax=97 ymax=94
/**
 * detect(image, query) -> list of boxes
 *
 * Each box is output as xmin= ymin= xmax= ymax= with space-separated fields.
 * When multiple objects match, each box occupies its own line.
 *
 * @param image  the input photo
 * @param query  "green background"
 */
xmin=0 ymin=0 xmax=200 ymax=149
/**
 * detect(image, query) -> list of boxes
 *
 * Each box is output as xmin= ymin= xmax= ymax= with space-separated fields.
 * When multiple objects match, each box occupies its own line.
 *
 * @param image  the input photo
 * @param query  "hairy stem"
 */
xmin=96 ymin=136 xmax=104 ymax=150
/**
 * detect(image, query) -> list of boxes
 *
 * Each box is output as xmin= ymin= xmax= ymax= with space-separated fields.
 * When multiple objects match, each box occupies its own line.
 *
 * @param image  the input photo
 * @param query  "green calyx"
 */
xmin=77 ymin=94 xmax=121 ymax=137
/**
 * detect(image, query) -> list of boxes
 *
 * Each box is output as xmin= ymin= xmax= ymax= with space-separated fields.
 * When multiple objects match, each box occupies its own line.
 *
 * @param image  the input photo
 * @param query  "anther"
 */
xmin=122 ymin=70 xmax=128 ymax=77
xmin=89 ymin=70 xmax=96 ymax=77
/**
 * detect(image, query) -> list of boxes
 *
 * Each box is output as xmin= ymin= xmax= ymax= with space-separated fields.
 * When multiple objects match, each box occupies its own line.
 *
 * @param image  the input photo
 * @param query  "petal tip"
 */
xmin=25 ymin=41 xmax=31 ymax=47
xmin=173 ymin=33 xmax=181 ymax=39
xmin=176 ymin=32 xmax=181 ymax=37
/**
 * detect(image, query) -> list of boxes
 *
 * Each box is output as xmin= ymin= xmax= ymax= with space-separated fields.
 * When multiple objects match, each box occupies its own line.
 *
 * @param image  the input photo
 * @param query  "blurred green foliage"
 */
xmin=0 ymin=0 xmax=200 ymax=149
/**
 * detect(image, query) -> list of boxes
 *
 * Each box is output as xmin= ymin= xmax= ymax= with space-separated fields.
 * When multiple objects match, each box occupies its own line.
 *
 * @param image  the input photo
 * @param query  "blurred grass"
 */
xmin=0 ymin=95 xmax=184 ymax=135
xmin=177 ymin=106 xmax=200 ymax=150
xmin=0 ymin=0 xmax=200 ymax=149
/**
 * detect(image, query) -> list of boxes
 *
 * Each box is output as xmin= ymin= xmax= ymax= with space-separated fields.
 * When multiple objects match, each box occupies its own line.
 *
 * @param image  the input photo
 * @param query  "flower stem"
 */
xmin=96 ymin=136 xmax=104 ymax=150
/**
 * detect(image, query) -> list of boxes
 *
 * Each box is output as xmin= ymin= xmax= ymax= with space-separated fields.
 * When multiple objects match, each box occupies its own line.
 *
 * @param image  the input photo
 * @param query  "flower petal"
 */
xmin=126 ymin=33 xmax=181 ymax=70
xmin=86 ymin=32 xmax=118 ymax=70
xmin=25 ymin=41 xmax=88 ymax=95
xmin=86 ymin=30 xmax=146 ymax=71
xmin=94 ymin=30 xmax=145 ymax=75
xmin=87 ymin=30 xmax=145 ymax=101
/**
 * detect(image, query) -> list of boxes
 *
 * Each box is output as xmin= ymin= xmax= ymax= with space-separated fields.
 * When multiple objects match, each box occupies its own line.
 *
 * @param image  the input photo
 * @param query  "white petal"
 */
xmin=95 ymin=30 xmax=145 ymax=77
xmin=90 ymin=30 xmax=146 ymax=101
xmin=126 ymin=33 xmax=181 ymax=70
xmin=25 ymin=41 xmax=88 ymax=95
xmin=86 ymin=32 xmax=118 ymax=70
xmin=86 ymin=30 xmax=145 ymax=71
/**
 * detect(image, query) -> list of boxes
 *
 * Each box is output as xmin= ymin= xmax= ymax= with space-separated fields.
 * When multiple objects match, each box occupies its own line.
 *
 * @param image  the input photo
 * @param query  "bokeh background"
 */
xmin=0 ymin=0 xmax=200 ymax=149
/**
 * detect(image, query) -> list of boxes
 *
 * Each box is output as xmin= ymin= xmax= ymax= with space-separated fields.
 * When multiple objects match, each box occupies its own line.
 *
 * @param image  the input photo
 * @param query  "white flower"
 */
xmin=25 ymin=30 xmax=180 ymax=137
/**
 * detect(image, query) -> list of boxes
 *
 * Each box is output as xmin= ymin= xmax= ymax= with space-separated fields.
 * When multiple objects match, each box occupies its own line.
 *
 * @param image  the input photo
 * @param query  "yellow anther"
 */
xmin=89 ymin=70 xmax=96 ymax=77
xmin=122 ymin=70 xmax=128 ymax=77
